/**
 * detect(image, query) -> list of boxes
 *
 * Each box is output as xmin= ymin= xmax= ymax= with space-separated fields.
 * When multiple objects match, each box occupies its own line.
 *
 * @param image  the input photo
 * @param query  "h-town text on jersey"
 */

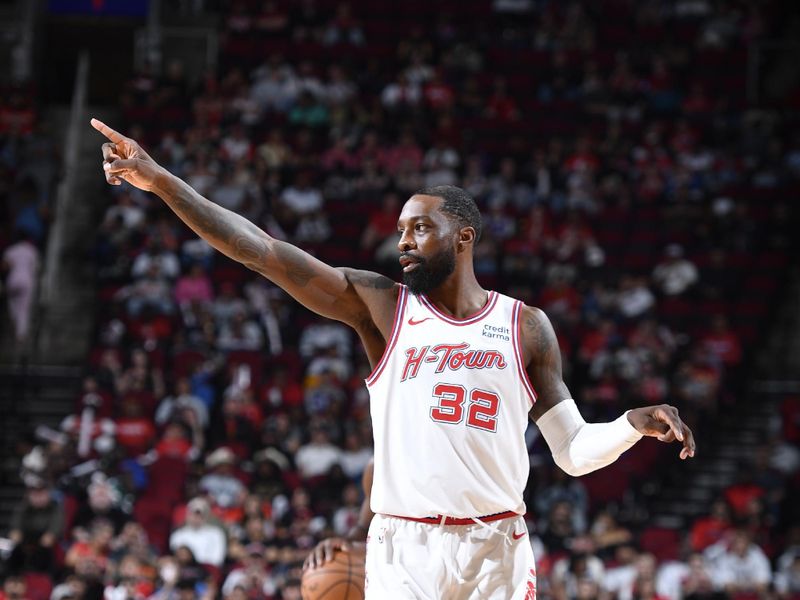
xmin=400 ymin=342 xmax=508 ymax=382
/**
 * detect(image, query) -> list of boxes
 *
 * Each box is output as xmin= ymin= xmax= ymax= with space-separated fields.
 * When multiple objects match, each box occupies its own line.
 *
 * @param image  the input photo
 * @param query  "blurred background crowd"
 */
xmin=1 ymin=1 xmax=800 ymax=599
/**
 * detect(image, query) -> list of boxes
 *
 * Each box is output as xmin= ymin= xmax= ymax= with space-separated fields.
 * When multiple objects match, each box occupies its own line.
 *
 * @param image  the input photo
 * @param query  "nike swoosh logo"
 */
xmin=512 ymin=531 xmax=526 ymax=540
xmin=408 ymin=317 xmax=432 ymax=326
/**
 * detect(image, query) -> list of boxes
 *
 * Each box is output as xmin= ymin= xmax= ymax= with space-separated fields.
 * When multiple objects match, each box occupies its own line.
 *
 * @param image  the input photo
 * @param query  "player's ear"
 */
xmin=456 ymin=227 xmax=476 ymax=253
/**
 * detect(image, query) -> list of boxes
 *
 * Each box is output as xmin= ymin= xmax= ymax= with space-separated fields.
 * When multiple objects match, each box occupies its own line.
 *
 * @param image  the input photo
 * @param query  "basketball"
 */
xmin=301 ymin=550 xmax=366 ymax=600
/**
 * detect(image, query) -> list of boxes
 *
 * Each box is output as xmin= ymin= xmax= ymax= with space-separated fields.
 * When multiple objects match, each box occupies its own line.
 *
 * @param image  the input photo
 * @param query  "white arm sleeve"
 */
xmin=536 ymin=399 xmax=643 ymax=477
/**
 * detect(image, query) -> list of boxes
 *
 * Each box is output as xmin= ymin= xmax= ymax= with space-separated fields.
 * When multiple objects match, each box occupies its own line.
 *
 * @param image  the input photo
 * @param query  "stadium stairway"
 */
xmin=0 ymin=364 xmax=82 ymax=532
xmin=760 ymin=266 xmax=800 ymax=376
xmin=646 ymin=389 xmax=779 ymax=529
xmin=0 ymin=105 xmax=116 ymax=533
xmin=36 ymin=105 xmax=118 ymax=365
xmin=648 ymin=265 xmax=800 ymax=529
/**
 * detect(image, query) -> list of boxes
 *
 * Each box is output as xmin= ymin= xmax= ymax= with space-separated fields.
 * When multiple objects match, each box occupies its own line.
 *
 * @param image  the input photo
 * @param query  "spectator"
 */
xmin=701 ymin=315 xmax=742 ymax=368
xmin=216 ymin=309 xmax=264 ymax=352
xmin=72 ymin=474 xmax=129 ymax=535
xmin=7 ymin=478 xmax=63 ymax=572
xmin=652 ymin=244 xmax=698 ymax=296
xmin=551 ymin=538 xmax=606 ymax=600
xmin=2 ymin=232 xmax=40 ymax=346
xmin=65 ymin=517 xmax=114 ymax=572
xmin=536 ymin=467 xmax=589 ymax=535
xmin=118 ymin=263 xmax=175 ymax=316
xmin=381 ymin=73 xmax=421 ymax=111
xmin=169 ymin=498 xmax=226 ymax=567
xmin=221 ymin=543 xmax=278 ymax=598
xmin=174 ymin=263 xmax=214 ymax=308
xmin=321 ymin=3 xmax=364 ymax=46
xmin=339 ymin=431 xmax=372 ymax=480
xmin=707 ymin=529 xmax=771 ymax=596
xmin=666 ymin=553 xmax=717 ymax=600
xmin=775 ymin=549 xmax=800 ymax=598
xmin=288 ymin=91 xmax=329 ymax=128
xmin=617 ymin=276 xmax=656 ymax=319
xmin=155 ymin=377 xmax=209 ymax=430
xmin=590 ymin=511 xmax=633 ymax=558
xmin=361 ymin=190 xmax=401 ymax=264
xmin=278 ymin=171 xmax=324 ymax=219
xmin=485 ymin=77 xmax=519 ymax=121
xmin=540 ymin=501 xmax=578 ymax=555
xmin=294 ymin=424 xmax=342 ymax=480
xmin=199 ymin=448 xmax=247 ymax=510
xmin=0 ymin=576 xmax=27 ymax=600
xmin=604 ymin=552 xmax=658 ymax=600
xmin=249 ymin=61 xmax=297 ymax=114
xmin=131 ymin=239 xmax=180 ymax=281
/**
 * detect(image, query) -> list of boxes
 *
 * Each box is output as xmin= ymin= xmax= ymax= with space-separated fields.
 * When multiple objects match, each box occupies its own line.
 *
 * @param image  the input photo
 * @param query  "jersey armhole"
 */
xmin=365 ymin=286 xmax=408 ymax=387
xmin=512 ymin=300 xmax=538 ymax=407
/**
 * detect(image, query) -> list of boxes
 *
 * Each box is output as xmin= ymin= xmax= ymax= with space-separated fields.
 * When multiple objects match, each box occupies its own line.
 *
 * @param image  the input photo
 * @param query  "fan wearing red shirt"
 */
xmin=690 ymin=499 xmax=732 ymax=551
xmin=702 ymin=315 xmax=742 ymax=367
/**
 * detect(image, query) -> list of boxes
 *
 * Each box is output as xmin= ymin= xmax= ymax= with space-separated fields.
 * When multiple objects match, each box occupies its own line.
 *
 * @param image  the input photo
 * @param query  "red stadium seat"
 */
xmin=133 ymin=497 xmax=173 ymax=554
xmin=23 ymin=573 xmax=53 ymax=600
xmin=639 ymin=526 xmax=681 ymax=562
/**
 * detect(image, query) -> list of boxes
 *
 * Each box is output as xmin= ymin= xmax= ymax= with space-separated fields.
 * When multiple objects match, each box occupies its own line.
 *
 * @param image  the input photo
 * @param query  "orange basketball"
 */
xmin=301 ymin=549 xmax=366 ymax=600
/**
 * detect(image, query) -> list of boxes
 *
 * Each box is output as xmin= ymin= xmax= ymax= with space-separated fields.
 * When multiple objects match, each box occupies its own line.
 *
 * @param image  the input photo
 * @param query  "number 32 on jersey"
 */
xmin=430 ymin=383 xmax=500 ymax=432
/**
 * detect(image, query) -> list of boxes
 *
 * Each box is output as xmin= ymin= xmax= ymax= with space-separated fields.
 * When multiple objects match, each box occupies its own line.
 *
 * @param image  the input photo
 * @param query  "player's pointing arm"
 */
xmin=90 ymin=119 xmax=397 ymax=327
xmin=523 ymin=306 xmax=695 ymax=477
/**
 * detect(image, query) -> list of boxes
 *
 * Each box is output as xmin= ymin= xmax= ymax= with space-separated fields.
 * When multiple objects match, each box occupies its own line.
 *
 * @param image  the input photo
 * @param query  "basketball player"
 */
xmin=303 ymin=459 xmax=373 ymax=571
xmin=91 ymin=119 xmax=696 ymax=600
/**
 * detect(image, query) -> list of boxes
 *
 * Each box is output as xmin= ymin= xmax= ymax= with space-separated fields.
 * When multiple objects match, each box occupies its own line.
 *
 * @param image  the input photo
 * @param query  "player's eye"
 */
xmin=415 ymin=224 xmax=428 ymax=232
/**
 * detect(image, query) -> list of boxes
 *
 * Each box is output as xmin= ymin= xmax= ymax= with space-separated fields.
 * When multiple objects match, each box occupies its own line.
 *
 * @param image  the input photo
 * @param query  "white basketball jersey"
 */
xmin=366 ymin=286 xmax=537 ymax=519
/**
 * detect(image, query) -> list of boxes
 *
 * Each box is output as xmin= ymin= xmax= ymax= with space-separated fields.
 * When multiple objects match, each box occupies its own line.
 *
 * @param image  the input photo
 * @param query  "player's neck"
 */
xmin=424 ymin=269 xmax=488 ymax=320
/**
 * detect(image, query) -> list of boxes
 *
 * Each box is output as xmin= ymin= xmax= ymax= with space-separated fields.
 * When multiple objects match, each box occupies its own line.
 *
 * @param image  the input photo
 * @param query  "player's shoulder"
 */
xmin=515 ymin=302 xmax=550 ymax=326
xmin=516 ymin=303 xmax=558 ymax=346
xmin=338 ymin=267 xmax=399 ymax=293
xmin=337 ymin=267 xmax=401 ymax=333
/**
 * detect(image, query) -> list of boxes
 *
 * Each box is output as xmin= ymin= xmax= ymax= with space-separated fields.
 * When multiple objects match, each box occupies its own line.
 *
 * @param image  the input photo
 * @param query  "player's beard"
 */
xmin=402 ymin=246 xmax=457 ymax=296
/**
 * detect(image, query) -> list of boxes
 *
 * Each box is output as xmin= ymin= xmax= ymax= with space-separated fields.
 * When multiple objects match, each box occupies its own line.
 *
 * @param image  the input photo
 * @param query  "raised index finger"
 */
xmin=90 ymin=118 xmax=126 ymax=143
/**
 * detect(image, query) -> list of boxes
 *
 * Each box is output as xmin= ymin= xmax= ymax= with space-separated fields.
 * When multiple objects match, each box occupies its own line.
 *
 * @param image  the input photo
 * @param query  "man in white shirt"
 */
xmin=295 ymin=425 xmax=342 ymax=479
xmin=168 ymin=497 xmax=226 ymax=566
xmin=708 ymin=529 xmax=771 ymax=595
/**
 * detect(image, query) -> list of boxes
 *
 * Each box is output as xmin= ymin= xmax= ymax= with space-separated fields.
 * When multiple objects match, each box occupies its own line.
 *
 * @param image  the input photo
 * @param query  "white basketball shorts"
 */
xmin=364 ymin=513 xmax=537 ymax=600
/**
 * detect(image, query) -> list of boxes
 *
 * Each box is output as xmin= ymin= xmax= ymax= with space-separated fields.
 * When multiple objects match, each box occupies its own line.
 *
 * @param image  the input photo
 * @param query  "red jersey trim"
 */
xmin=385 ymin=510 xmax=519 ymax=526
xmin=512 ymin=301 xmax=537 ymax=406
xmin=419 ymin=291 xmax=498 ymax=326
xmin=365 ymin=286 xmax=408 ymax=387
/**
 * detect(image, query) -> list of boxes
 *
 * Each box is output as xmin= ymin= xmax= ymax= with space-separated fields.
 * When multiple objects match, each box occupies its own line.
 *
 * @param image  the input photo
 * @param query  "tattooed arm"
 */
xmin=91 ymin=119 xmax=398 ymax=332
xmin=521 ymin=305 xmax=695 ymax=472
xmin=521 ymin=306 xmax=572 ymax=422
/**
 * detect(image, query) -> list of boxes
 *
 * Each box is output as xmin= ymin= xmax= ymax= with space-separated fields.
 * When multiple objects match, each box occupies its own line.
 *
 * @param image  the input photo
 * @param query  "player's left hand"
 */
xmin=627 ymin=404 xmax=696 ymax=460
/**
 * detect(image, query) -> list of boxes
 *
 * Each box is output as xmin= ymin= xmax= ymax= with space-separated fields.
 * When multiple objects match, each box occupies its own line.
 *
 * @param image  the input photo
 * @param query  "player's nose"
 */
xmin=397 ymin=230 xmax=415 ymax=252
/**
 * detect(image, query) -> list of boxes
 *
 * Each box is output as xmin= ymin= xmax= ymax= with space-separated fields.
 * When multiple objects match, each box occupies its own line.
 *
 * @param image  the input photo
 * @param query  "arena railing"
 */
xmin=40 ymin=51 xmax=90 ymax=314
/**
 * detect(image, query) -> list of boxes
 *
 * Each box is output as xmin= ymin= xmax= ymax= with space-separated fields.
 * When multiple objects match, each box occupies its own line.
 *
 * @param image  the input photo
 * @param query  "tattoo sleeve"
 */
xmin=523 ymin=307 xmax=572 ymax=420
xmin=148 ymin=171 xmax=397 ymax=325
xmin=151 ymin=171 xmax=272 ymax=273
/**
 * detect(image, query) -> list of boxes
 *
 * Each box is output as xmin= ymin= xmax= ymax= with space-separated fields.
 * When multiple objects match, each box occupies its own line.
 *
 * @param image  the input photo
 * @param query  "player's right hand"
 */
xmin=303 ymin=537 xmax=351 ymax=571
xmin=90 ymin=118 xmax=163 ymax=192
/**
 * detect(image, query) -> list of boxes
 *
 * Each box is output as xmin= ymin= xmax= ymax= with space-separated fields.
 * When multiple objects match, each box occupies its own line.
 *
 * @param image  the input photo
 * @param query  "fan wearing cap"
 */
xmin=250 ymin=447 xmax=290 ymax=500
xmin=168 ymin=498 xmax=227 ymax=567
xmin=199 ymin=448 xmax=247 ymax=517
